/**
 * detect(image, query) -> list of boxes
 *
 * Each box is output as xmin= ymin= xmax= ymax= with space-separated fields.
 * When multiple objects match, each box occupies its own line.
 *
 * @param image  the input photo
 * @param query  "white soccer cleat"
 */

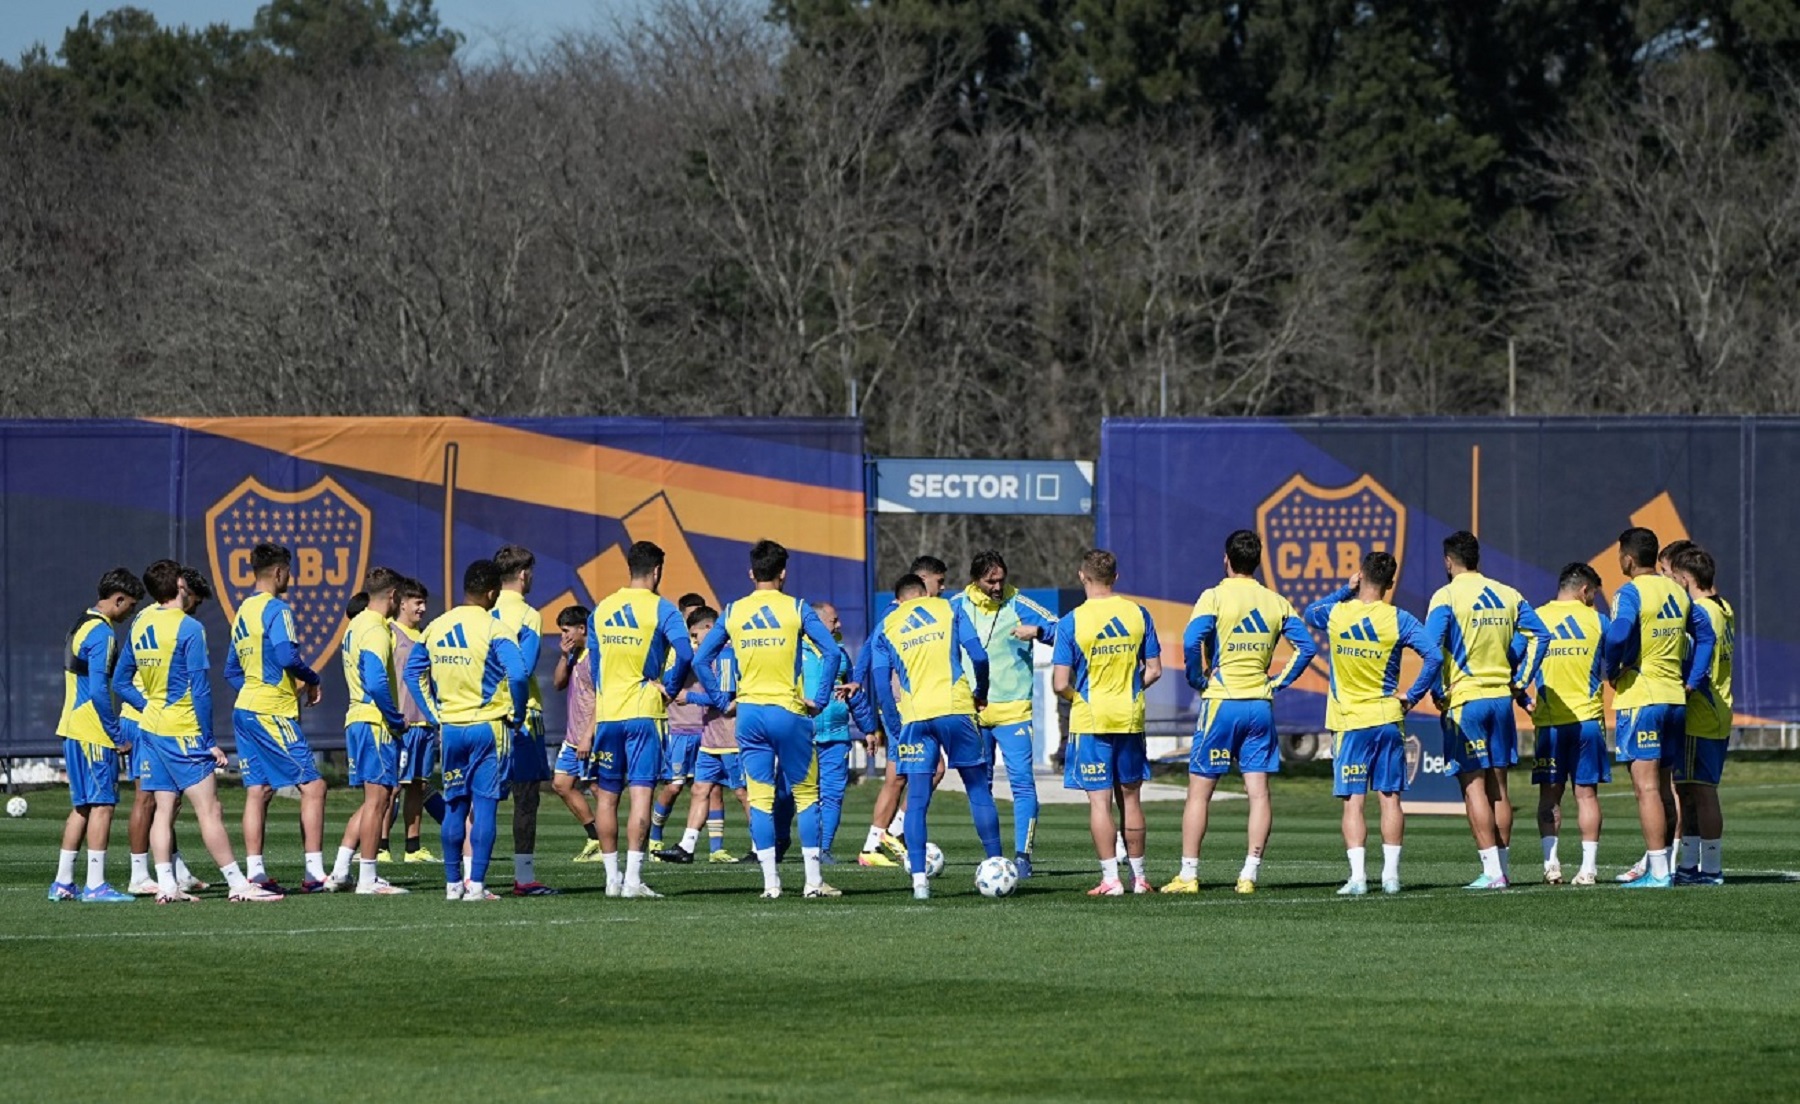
xmin=622 ymin=883 xmax=663 ymax=899
xmin=1381 ymin=877 xmax=1401 ymax=895
xmin=1572 ymin=869 xmax=1597 ymax=886
xmin=354 ymin=878 xmax=410 ymax=896
xmin=1544 ymin=862 xmax=1564 ymax=886
xmin=803 ymin=882 xmax=842 ymax=899
xmin=1337 ymin=880 xmax=1368 ymax=897
xmin=462 ymin=882 xmax=499 ymax=901
xmin=128 ymin=878 xmax=160 ymax=897
xmin=178 ymin=873 xmax=211 ymax=892
xmin=227 ymin=883 xmax=284 ymax=903
xmin=1615 ymin=859 xmax=1647 ymax=883
xmin=912 ymin=884 xmax=930 ymax=900
xmin=445 ymin=882 xmax=466 ymax=901
xmin=760 ymin=886 xmax=782 ymax=899
xmin=605 ymin=876 xmax=623 ymax=899
xmin=155 ymin=889 xmax=201 ymax=904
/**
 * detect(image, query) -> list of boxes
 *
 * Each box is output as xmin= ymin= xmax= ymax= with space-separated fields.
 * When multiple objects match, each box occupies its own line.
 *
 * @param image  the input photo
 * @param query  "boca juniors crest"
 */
xmin=1256 ymin=473 xmax=1406 ymax=616
xmin=205 ymin=476 xmax=373 ymax=671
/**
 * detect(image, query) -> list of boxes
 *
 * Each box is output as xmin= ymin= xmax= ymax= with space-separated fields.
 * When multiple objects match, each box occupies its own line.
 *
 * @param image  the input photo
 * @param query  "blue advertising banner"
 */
xmin=873 ymin=458 xmax=1093 ymax=515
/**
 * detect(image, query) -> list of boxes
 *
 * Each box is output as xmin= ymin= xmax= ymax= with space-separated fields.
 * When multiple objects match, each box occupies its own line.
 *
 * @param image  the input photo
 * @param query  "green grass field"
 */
xmin=3 ymin=760 xmax=1799 ymax=1102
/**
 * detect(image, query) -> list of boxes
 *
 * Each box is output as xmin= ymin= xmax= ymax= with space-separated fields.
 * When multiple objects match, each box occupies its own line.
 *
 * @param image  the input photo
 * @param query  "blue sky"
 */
xmin=2 ymin=1 xmax=664 ymax=64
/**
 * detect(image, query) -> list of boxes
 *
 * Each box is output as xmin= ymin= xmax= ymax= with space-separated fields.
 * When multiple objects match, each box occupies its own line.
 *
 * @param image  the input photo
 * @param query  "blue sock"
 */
xmin=905 ymin=776 xmax=931 ymax=875
xmin=1007 ymin=764 xmax=1038 ymax=856
xmin=960 ymin=766 xmax=1004 ymax=859
xmin=469 ymin=797 xmax=499 ymax=884
xmin=707 ymin=810 xmax=725 ymax=853
xmin=442 ymin=795 xmax=471 ymax=885
xmin=424 ymin=791 xmax=446 ymax=826
xmin=650 ymin=802 xmax=670 ymax=843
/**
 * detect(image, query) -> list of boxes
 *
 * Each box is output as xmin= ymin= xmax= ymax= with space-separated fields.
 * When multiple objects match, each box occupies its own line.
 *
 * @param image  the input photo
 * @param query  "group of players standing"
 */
xmin=47 ymin=520 xmax=1733 ymax=903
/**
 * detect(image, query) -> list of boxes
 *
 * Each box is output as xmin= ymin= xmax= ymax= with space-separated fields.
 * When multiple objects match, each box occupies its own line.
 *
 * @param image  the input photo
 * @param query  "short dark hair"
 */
xmin=677 ymin=592 xmax=707 ymax=613
xmin=1619 ymin=527 xmax=1659 ymax=569
xmin=1658 ymin=539 xmax=1696 ymax=565
xmin=1225 ymin=530 xmax=1262 ymax=575
xmin=1673 ymin=546 xmax=1715 ymax=591
xmin=493 ymin=544 xmax=535 ymax=580
xmin=626 ymin=541 xmax=665 ymax=578
xmin=1557 ymin=562 xmax=1601 ymax=593
xmin=143 ymin=560 xmax=182 ymax=604
xmin=362 ymin=566 xmax=401 ymax=596
xmin=750 ymin=540 xmax=788 ymax=582
xmin=686 ymin=605 xmax=718 ymax=629
xmin=909 ymin=556 xmax=948 ymax=577
xmin=463 ymin=559 xmax=503 ymax=597
xmin=1443 ymin=531 xmax=1480 ymax=571
xmin=969 ymin=550 xmax=1007 ymax=581
xmin=346 ymin=592 xmax=370 ymax=618
xmin=98 ymin=568 xmax=145 ymax=602
xmin=1080 ymin=549 xmax=1118 ymax=586
xmin=179 ymin=566 xmax=212 ymax=602
xmin=397 ymin=577 xmax=428 ymax=602
xmin=893 ymin=573 xmax=927 ymax=599
xmin=557 ymin=605 xmax=590 ymax=629
xmin=250 ymin=542 xmax=290 ymax=575
xmin=1362 ymin=551 xmax=1397 ymax=592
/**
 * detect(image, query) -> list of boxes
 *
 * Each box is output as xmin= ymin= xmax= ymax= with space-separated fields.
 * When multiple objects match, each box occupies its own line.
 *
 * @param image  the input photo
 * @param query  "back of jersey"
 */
xmin=1190 ymin=578 xmax=1298 ymax=701
xmin=1324 ymin=599 xmax=1407 ymax=730
xmin=421 ymin=606 xmax=513 ymax=725
xmin=1613 ymin=574 xmax=1691 ymax=709
xmin=879 ymin=596 xmax=975 ymax=724
xmin=1533 ymin=600 xmax=1606 ymax=726
xmin=133 ymin=606 xmax=205 ymax=738
xmin=723 ymin=593 xmax=808 ymax=713
xmin=589 ymin=587 xmax=682 ymax=722
xmin=1056 ymin=595 xmax=1157 ymax=735
xmin=1429 ymin=573 xmax=1531 ymax=706
xmin=1686 ymin=595 xmax=1735 ymax=736
xmin=232 ymin=591 xmax=301 ymax=717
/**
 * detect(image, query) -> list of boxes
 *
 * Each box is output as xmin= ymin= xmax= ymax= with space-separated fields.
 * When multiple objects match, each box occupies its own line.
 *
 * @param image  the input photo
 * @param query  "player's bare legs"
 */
xmin=1244 ymin=771 xmax=1273 ymax=863
xmin=1459 ymin=770 xmax=1498 ymax=848
xmin=1178 ymin=774 xmax=1217 ymax=864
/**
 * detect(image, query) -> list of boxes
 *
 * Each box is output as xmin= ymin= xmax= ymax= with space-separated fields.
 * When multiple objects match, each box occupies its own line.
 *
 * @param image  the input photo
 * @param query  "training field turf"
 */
xmin=3 ymin=761 xmax=1799 ymax=1102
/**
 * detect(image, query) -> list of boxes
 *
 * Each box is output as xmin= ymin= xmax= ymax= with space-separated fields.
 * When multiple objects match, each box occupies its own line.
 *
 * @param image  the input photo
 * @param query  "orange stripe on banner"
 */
xmin=153 ymin=417 xmax=864 ymax=558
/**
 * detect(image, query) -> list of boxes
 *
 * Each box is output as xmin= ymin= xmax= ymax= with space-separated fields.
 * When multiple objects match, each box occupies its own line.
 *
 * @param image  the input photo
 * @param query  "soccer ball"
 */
xmin=5 ymin=796 xmax=26 ymax=818
xmin=923 ymin=842 xmax=945 ymax=878
xmin=975 ymin=856 xmax=1018 ymax=898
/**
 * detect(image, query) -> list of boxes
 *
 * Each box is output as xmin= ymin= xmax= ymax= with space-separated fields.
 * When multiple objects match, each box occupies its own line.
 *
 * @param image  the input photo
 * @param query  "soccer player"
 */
xmin=1671 ymin=545 xmax=1733 ymax=886
xmin=694 ymin=539 xmax=843 ymax=898
xmin=50 ymin=568 xmax=145 ymax=902
xmin=492 ymin=544 xmax=557 ymax=896
xmin=1304 ymin=553 xmax=1441 ymax=895
xmin=1605 ymin=527 xmax=1715 ymax=889
xmin=856 ymin=555 xmax=950 ymax=867
xmin=550 ymin=605 xmax=603 ymax=862
xmin=804 ymin=601 xmax=858 ymax=864
xmin=1423 ymin=531 xmax=1551 ymax=889
xmin=113 ymin=560 xmax=281 ymax=903
xmin=1051 ymin=549 xmax=1162 ymax=896
xmin=1163 ymin=530 xmax=1316 ymax=895
xmin=1524 ymin=563 xmax=1612 ymax=887
xmin=224 ymin=542 xmax=329 ymax=891
xmin=949 ymin=551 xmax=1058 ymax=879
xmin=858 ymin=574 xmax=1000 ymax=900
xmin=385 ymin=577 xmax=443 ymax=864
xmin=669 ymin=606 xmax=753 ymax=863
xmin=404 ymin=559 xmax=529 ymax=902
xmin=324 ymin=570 xmax=409 ymax=895
xmin=586 ymin=541 xmax=693 ymax=898
xmin=123 ymin=569 xmax=213 ymax=895
xmin=654 ymin=608 xmax=711 ymax=866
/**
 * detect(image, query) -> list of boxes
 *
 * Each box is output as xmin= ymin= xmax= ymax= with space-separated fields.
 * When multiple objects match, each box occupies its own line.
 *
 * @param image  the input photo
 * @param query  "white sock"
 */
xmin=359 ymin=859 xmax=379 ymax=887
xmin=1648 ymin=848 xmax=1670 ymax=878
xmin=758 ymin=846 xmax=779 ymax=891
xmin=55 ymin=849 xmax=78 ymax=885
xmin=1497 ymin=845 xmax=1510 ymax=877
xmin=803 ymin=846 xmax=822 ymax=888
xmin=1346 ymin=846 xmax=1367 ymax=883
xmin=332 ymin=846 xmax=355 ymax=880
xmin=1542 ymin=835 xmax=1559 ymax=865
xmin=220 ymin=862 xmax=248 ymax=891
xmin=1100 ymin=857 xmax=1119 ymax=882
xmin=1700 ymin=839 xmax=1722 ymax=875
xmin=912 ymin=871 xmax=930 ymax=890
xmin=304 ymin=851 xmax=327 ymax=882
xmin=1478 ymin=846 xmax=1502 ymax=879
xmin=173 ymin=852 xmax=194 ymax=882
xmin=1635 ymin=849 xmax=1650 ymax=871
xmin=85 ymin=849 xmax=107 ymax=890
xmin=1179 ymin=856 xmax=1199 ymax=880
xmin=863 ymin=825 xmax=884 ymax=852
xmin=1239 ymin=855 xmax=1262 ymax=883
xmin=155 ymin=861 xmax=178 ymax=895
xmin=1127 ymin=854 xmax=1146 ymax=879
xmin=515 ymin=853 xmax=536 ymax=886
xmin=1114 ymin=833 xmax=1126 ymax=859
xmin=246 ymin=854 xmax=265 ymax=880
xmin=1580 ymin=840 xmax=1599 ymax=874
xmin=887 ymin=812 xmax=906 ymax=836
xmin=680 ymin=827 xmax=700 ymax=852
xmin=1680 ymin=835 xmax=1701 ymax=870
xmin=462 ymin=855 xmax=472 ymax=881
xmin=625 ymin=850 xmax=644 ymax=888
xmin=466 ymin=880 xmax=484 ymax=898
xmin=601 ymin=852 xmax=619 ymax=882
xmin=130 ymin=852 xmax=150 ymax=885
xmin=1381 ymin=844 xmax=1402 ymax=882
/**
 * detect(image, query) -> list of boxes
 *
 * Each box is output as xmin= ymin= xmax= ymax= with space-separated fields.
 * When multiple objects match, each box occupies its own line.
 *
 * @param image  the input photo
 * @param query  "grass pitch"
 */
xmin=2 ymin=759 xmax=1799 ymax=1102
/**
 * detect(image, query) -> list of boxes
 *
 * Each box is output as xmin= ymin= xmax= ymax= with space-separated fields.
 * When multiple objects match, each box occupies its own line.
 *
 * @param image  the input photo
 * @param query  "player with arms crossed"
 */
xmin=1522 ymin=563 xmax=1612 ymax=887
xmin=586 ymin=541 xmax=692 ymax=898
xmin=404 ymin=559 xmax=529 ymax=902
xmin=114 ymin=560 xmax=281 ymax=903
xmin=49 ymin=568 xmax=145 ymax=902
xmin=1306 ymin=552 xmax=1441 ymax=895
xmin=1671 ymin=545 xmax=1733 ymax=886
xmin=1424 ymin=531 xmax=1551 ymax=890
xmin=694 ymin=539 xmax=843 ymax=899
xmin=1165 ymin=530 xmax=1316 ymax=895
xmin=1052 ymin=549 xmax=1162 ymax=896
xmin=1605 ymin=528 xmax=1715 ymax=889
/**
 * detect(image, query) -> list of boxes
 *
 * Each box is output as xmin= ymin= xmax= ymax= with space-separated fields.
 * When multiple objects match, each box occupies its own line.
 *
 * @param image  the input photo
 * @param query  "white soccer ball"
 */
xmin=923 ymin=842 xmax=945 ymax=879
xmin=975 ymin=856 xmax=1018 ymax=898
xmin=5 ymin=796 xmax=26 ymax=818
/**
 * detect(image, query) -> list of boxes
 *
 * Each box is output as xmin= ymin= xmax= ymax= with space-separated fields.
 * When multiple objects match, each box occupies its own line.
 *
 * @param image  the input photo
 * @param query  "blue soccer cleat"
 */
xmin=1464 ymin=874 xmax=1509 ymax=890
xmin=47 ymin=881 xmax=78 ymax=902
xmin=1014 ymin=855 xmax=1033 ymax=880
xmin=1621 ymin=871 xmax=1673 ymax=889
xmin=1694 ymin=871 xmax=1725 ymax=886
xmin=79 ymin=883 xmax=136 ymax=903
xmin=1672 ymin=867 xmax=1702 ymax=886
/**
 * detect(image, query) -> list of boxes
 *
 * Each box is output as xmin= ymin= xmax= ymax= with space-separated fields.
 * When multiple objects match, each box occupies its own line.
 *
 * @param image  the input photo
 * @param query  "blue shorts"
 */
xmin=397 ymin=727 xmax=438 ymax=783
xmin=1673 ymin=735 xmax=1727 ymax=786
xmin=664 ymin=729 xmax=702 ymax=782
xmin=232 ymin=709 xmax=320 ymax=788
xmin=1063 ymin=733 xmax=1148 ymax=792
xmin=553 ymin=741 xmax=596 ymax=783
xmin=506 ymin=709 xmax=552 ymax=784
xmin=1443 ymin=698 xmax=1519 ymax=773
xmin=441 ymin=720 xmax=509 ymax=802
xmin=895 ymin=715 xmax=984 ymax=775
xmin=1332 ymin=725 xmax=1407 ymax=796
xmin=696 ymin=750 xmax=745 ymax=790
xmin=120 ymin=717 xmax=152 ymax=784
xmin=1532 ymin=721 xmax=1612 ymax=787
xmin=593 ymin=719 xmax=666 ymax=793
xmin=143 ymin=732 xmax=216 ymax=793
xmin=64 ymin=739 xmax=120 ymax=807
xmin=1191 ymin=699 xmax=1280 ymax=776
xmin=735 ymin=704 xmax=819 ymax=808
xmin=1616 ymin=705 xmax=1684 ymax=766
xmin=346 ymin=722 xmax=399 ymax=788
